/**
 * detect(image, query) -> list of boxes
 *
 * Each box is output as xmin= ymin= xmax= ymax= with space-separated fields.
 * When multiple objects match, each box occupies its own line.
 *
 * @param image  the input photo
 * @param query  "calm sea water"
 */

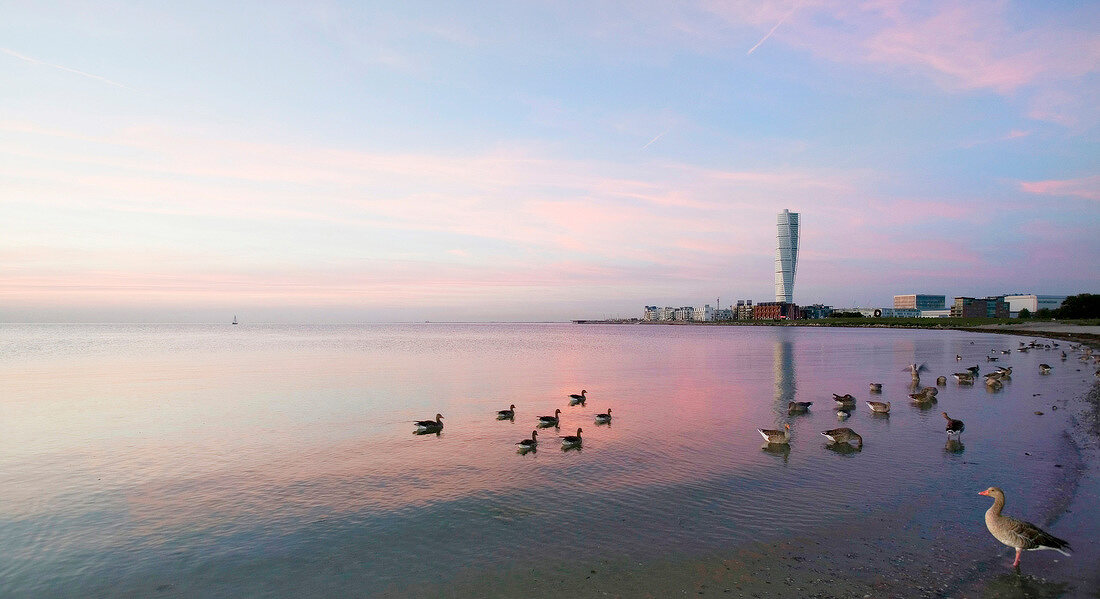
xmin=0 ymin=323 xmax=1090 ymax=597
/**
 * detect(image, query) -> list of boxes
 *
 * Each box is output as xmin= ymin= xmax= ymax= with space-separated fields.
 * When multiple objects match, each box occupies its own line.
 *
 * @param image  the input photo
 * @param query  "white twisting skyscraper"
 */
xmin=774 ymin=209 xmax=799 ymax=303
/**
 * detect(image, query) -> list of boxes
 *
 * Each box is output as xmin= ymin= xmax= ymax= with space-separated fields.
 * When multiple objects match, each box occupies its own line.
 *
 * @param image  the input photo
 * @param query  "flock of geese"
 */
xmin=414 ymin=389 xmax=610 ymax=451
xmin=756 ymin=337 xmax=1093 ymax=569
xmin=413 ymin=338 xmax=1096 ymax=569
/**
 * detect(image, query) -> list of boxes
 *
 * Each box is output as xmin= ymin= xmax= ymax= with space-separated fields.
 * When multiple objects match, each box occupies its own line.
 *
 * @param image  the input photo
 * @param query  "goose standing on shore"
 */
xmin=568 ymin=390 xmax=587 ymax=405
xmin=758 ymin=423 xmax=791 ymax=444
xmin=561 ymin=427 xmax=583 ymax=448
xmin=414 ymin=414 xmax=444 ymax=432
xmin=942 ymin=412 xmax=964 ymax=438
xmin=979 ymin=487 xmax=1071 ymax=568
xmin=821 ymin=427 xmax=862 ymax=448
xmin=497 ymin=404 xmax=516 ymax=419
xmin=594 ymin=408 xmax=612 ymax=423
xmin=538 ymin=409 xmax=561 ymax=426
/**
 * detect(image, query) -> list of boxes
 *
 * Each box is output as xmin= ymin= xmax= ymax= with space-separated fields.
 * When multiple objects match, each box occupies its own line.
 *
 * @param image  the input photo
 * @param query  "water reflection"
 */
xmin=945 ymin=439 xmax=965 ymax=453
xmin=825 ymin=442 xmax=861 ymax=456
xmin=761 ymin=443 xmax=791 ymax=464
xmin=980 ymin=571 xmax=1068 ymax=598
xmin=774 ymin=339 xmax=796 ymax=420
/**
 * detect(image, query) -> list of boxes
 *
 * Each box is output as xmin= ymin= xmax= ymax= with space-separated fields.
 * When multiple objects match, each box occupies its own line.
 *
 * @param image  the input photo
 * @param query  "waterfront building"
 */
xmin=893 ymin=294 xmax=946 ymax=311
xmin=735 ymin=299 xmax=754 ymax=321
xmin=950 ymin=296 xmax=1009 ymax=318
xmin=672 ymin=306 xmax=695 ymax=321
xmin=714 ymin=308 xmax=734 ymax=321
xmin=801 ymin=304 xmax=833 ymax=319
xmin=693 ymin=305 xmax=715 ymax=322
xmin=643 ymin=306 xmax=660 ymax=321
xmin=754 ymin=301 xmax=799 ymax=320
xmin=774 ymin=209 xmax=800 ymax=303
xmin=1002 ymin=294 xmax=1067 ymax=317
xmin=659 ymin=306 xmax=676 ymax=321
xmin=920 ymin=309 xmax=951 ymax=318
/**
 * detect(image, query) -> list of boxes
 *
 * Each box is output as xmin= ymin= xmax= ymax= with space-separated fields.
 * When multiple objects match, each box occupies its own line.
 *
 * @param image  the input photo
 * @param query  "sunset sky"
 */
xmin=2 ymin=1 xmax=1098 ymax=322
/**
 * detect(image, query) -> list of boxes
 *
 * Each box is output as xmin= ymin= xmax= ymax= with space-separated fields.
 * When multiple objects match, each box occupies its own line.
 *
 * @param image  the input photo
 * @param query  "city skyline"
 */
xmin=2 ymin=2 xmax=1098 ymax=323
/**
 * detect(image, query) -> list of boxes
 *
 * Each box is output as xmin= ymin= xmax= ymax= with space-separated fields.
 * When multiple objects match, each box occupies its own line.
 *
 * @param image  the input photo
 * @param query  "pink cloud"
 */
xmin=1019 ymin=176 xmax=1100 ymax=201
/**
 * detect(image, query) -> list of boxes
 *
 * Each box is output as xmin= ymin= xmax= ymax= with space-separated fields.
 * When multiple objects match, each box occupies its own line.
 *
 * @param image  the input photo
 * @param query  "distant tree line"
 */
xmin=1021 ymin=294 xmax=1100 ymax=319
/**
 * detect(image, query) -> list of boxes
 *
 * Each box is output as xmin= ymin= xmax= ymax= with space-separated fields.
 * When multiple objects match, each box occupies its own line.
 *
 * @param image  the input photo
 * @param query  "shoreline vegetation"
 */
xmin=573 ymin=317 xmax=1100 ymax=347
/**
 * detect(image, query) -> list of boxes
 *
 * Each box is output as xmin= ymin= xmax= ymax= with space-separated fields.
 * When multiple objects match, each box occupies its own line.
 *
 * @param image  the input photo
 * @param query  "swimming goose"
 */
xmin=594 ymin=408 xmax=612 ymax=423
xmin=833 ymin=393 xmax=856 ymax=406
xmin=561 ymin=427 xmax=582 ymax=447
xmin=821 ymin=427 xmax=862 ymax=448
xmin=414 ymin=414 xmax=444 ymax=431
xmin=868 ymin=382 xmax=882 ymax=393
xmin=497 ymin=404 xmax=516 ymax=419
xmin=909 ymin=388 xmax=936 ymax=402
xmin=1039 ymin=364 xmax=1051 ymax=374
xmin=787 ymin=401 xmax=813 ymax=415
xmin=1061 ymin=351 xmax=1067 ymax=361
xmin=985 ymin=378 xmax=1004 ymax=391
xmin=568 ymin=390 xmax=587 ymax=405
xmin=979 ymin=487 xmax=1071 ymax=568
xmin=966 ymin=365 xmax=980 ymax=375
xmin=956 ymin=354 xmax=962 ymax=362
xmin=867 ymin=401 xmax=890 ymax=414
xmin=516 ymin=430 xmax=538 ymax=449
xmin=953 ymin=372 xmax=975 ymax=384
xmin=836 ymin=409 xmax=851 ymax=420
xmin=942 ymin=412 xmax=964 ymax=437
xmin=936 ymin=376 xmax=947 ymax=386
xmin=538 ymin=409 xmax=562 ymax=426
xmin=757 ymin=423 xmax=791 ymax=444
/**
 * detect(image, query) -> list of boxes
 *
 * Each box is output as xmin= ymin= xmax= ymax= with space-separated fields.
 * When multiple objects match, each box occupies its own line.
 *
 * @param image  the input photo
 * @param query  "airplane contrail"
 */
xmin=2 ymin=47 xmax=132 ymax=90
xmin=746 ymin=3 xmax=800 ymax=56
xmin=641 ymin=129 xmax=669 ymax=150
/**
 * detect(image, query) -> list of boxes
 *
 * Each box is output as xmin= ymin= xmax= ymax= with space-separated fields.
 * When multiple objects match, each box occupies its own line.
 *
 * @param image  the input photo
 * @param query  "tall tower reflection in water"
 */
xmin=774 ymin=336 xmax=796 ymax=416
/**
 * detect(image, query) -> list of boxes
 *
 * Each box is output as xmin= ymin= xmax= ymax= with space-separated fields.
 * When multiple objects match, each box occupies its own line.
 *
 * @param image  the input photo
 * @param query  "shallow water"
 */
xmin=0 ymin=323 xmax=1091 ymax=597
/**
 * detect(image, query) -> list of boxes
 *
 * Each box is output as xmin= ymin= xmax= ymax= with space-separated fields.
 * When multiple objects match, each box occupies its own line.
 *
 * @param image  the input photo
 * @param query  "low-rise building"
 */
xmin=801 ymin=304 xmax=833 ymax=319
xmin=735 ymin=299 xmax=754 ymax=321
xmin=894 ymin=294 xmax=946 ymax=311
xmin=754 ymin=302 xmax=799 ymax=320
xmin=950 ymin=296 xmax=1009 ymax=318
xmin=920 ymin=309 xmax=952 ymax=318
xmin=693 ymin=305 xmax=715 ymax=322
xmin=1002 ymin=294 xmax=1067 ymax=317
xmin=643 ymin=306 xmax=660 ymax=321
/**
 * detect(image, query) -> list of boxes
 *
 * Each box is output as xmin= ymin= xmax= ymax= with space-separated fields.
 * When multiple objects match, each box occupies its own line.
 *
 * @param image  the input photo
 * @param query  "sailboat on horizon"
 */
xmin=232 ymin=315 xmax=238 ymax=325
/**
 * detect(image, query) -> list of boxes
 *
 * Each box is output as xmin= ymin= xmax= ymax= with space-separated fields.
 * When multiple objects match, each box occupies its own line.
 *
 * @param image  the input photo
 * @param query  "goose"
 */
xmin=787 ymin=401 xmax=813 ymax=415
xmin=909 ymin=388 xmax=936 ymax=402
xmin=516 ymin=430 xmax=538 ymax=449
xmin=868 ymin=382 xmax=882 ymax=393
xmin=414 ymin=414 xmax=444 ymax=431
xmin=833 ymin=393 xmax=856 ymax=406
xmin=867 ymin=401 xmax=890 ymax=414
xmin=966 ymin=365 xmax=980 ymax=375
xmin=496 ymin=404 xmax=516 ymax=419
xmin=942 ymin=412 xmax=964 ymax=437
xmin=757 ymin=423 xmax=791 ymax=444
xmin=821 ymin=427 xmax=862 ymax=448
xmin=986 ymin=378 xmax=1004 ymax=391
xmin=936 ymin=376 xmax=947 ymax=386
xmin=836 ymin=409 xmax=851 ymax=420
xmin=956 ymin=354 xmax=962 ymax=362
xmin=995 ymin=366 xmax=1012 ymax=376
xmin=561 ymin=427 xmax=582 ymax=447
xmin=904 ymin=363 xmax=928 ymax=380
xmin=1001 ymin=350 xmax=1011 ymax=355
xmin=979 ymin=487 xmax=1071 ymax=568
xmin=1039 ymin=364 xmax=1051 ymax=374
xmin=986 ymin=356 xmax=998 ymax=362
xmin=953 ymin=372 xmax=975 ymax=384
xmin=1061 ymin=351 xmax=1067 ymax=361
xmin=594 ymin=408 xmax=612 ymax=423
xmin=538 ymin=409 xmax=562 ymax=426
xmin=568 ymin=390 xmax=587 ymax=405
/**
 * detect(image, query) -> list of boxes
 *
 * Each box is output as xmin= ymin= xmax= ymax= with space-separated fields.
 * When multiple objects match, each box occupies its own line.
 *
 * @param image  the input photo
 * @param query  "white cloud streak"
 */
xmin=1 ymin=47 xmax=132 ymax=90
xmin=746 ymin=2 xmax=799 ymax=56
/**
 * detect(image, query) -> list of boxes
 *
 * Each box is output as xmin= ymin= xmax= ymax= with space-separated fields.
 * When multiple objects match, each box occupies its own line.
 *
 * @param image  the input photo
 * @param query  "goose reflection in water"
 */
xmin=824 ymin=441 xmax=862 ymax=456
xmin=982 ymin=572 xmax=1068 ymax=596
xmin=945 ymin=439 xmax=965 ymax=453
xmin=761 ymin=442 xmax=791 ymax=464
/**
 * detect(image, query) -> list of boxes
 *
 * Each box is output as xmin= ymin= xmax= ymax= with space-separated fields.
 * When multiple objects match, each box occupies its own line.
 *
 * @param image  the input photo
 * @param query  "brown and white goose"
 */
xmin=414 ymin=413 xmax=444 ymax=432
xmin=757 ymin=423 xmax=791 ymax=444
xmin=787 ymin=401 xmax=813 ymax=415
xmin=561 ymin=427 xmax=583 ymax=448
xmin=821 ymin=427 xmax=862 ymax=448
xmin=516 ymin=430 xmax=538 ymax=449
xmin=1039 ymin=364 xmax=1052 ymax=374
xmin=538 ymin=409 xmax=561 ymax=426
xmin=497 ymin=404 xmax=516 ymax=419
xmin=936 ymin=376 xmax=947 ymax=386
xmin=979 ymin=487 xmax=1071 ymax=568
xmin=594 ymin=408 xmax=612 ymax=423
xmin=868 ymin=382 xmax=883 ymax=393
xmin=568 ymin=389 xmax=587 ymax=405
xmin=942 ymin=412 xmax=964 ymax=437
xmin=833 ymin=393 xmax=856 ymax=407
xmin=867 ymin=401 xmax=890 ymax=414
